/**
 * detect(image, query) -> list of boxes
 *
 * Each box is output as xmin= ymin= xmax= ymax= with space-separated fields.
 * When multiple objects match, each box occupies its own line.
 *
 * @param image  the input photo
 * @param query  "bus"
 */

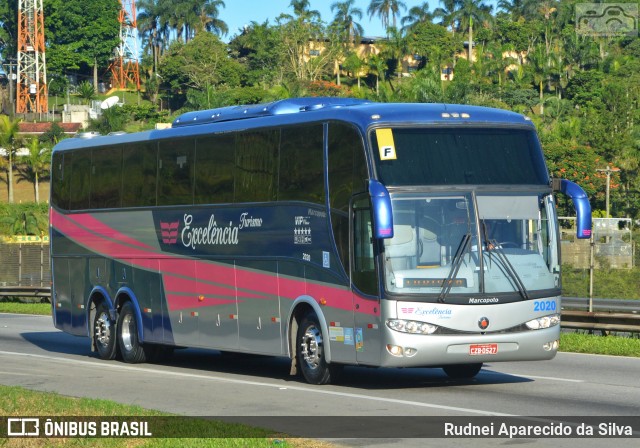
xmin=49 ymin=98 xmax=592 ymax=385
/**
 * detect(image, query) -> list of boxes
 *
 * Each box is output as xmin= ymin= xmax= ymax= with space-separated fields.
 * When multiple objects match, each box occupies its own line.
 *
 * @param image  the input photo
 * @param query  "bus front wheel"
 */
xmin=443 ymin=363 xmax=483 ymax=379
xmin=117 ymin=301 xmax=150 ymax=363
xmin=93 ymin=302 xmax=117 ymax=360
xmin=296 ymin=313 xmax=340 ymax=385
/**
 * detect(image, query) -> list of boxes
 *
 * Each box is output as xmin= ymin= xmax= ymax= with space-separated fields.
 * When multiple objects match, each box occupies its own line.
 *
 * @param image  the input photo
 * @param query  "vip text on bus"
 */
xmin=49 ymin=98 xmax=592 ymax=384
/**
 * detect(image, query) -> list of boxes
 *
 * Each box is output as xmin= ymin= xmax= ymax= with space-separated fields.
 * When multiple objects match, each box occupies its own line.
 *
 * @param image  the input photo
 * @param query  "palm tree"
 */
xmin=401 ymin=2 xmax=433 ymax=33
xmin=433 ymin=0 xmax=458 ymax=33
xmin=526 ymin=44 xmax=549 ymax=115
xmin=331 ymin=0 xmax=364 ymax=45
xmin=452 ymin=0 xmax=493 ymax=63
xmin=138 ymin=0 xmax=164 ymax=74
xmin=342 ymin=51 xmax=365 ymax=88
xmin=194 ymin=0 xmax=228 ymax=36
xmin=19 ymin=138 xmax=51 ymax=204
xmin=367 ymin=53 xmax=387 ymax=95
xmin=497 ymin=0 xmax=538 ymax=21
xmin=367 ymin=0 xmax=407 ymax=32
xmin=290 ymin=0 xmax=321 ymax=22
xmin=0 ymin=115 xmax=21 ymax=204
xmin=382 ymin=26 xmax=407 ymax=79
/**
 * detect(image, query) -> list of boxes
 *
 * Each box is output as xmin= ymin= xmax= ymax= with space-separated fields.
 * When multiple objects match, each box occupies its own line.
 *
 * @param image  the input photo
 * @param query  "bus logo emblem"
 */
xmin=160 ymin=221 xmax=179 ymax=244
xmin=478 ymin=317 xmax=490 ymax=330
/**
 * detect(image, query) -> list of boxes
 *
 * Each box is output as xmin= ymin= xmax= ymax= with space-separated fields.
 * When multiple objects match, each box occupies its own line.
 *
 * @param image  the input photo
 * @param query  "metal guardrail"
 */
xmin=0 ymin=286 xmax=51 ymax=300
xmin=561 ymin=297 xmax=640 ymax=333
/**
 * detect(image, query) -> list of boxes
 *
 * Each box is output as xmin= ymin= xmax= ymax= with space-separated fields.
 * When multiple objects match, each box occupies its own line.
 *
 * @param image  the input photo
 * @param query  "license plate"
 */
xmin=469 ymin=343 xmax=498 ymax=355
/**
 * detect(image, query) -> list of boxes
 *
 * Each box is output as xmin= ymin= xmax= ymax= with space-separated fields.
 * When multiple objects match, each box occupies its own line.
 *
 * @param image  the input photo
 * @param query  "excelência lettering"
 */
xmin=181 ymin=214 xmax=239 ymax=249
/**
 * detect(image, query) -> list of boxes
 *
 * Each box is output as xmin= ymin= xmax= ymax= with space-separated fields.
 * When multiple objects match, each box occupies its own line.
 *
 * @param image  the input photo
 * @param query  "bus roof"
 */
xmin=52 ymin=98 xmax=535 ymax=152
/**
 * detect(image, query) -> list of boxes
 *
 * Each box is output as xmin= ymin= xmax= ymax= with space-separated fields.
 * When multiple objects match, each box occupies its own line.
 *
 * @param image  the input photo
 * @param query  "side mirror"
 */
xmin=369 ymin=180 xmax=394 ymax=239
xmin=553 ymin=178 xmax=592 ymax=239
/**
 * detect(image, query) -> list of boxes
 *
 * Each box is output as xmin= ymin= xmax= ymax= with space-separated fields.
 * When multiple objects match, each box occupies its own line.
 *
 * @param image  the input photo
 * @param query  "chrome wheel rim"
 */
xmin=300 ymin=324 xmax=322 ymax=370
xmin=121 ymin=313 xmax=134 ymax=352
xmin=94 ymin=312 xmax=111 ymax=347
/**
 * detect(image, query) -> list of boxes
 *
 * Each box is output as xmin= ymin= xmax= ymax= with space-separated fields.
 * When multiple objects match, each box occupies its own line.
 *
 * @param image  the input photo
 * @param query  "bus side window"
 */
xmin=235 ymin=130 xmax=279 ymax=203
xmin=158 ymin=138 xmax=195 ymax=206
xmin=279 ymin=125 xmax=324 ymax=204
xmin=195 ymin=134 xmax=235 ymax=204
xmin=51 ymin=152 xmax=69 ymax=210
xmin=352 ymin=195 xmax=378 ymax=296
xmin=68 ymin=150 xmax=91 ymax=210
xmin=91 ymin=146 xmax=122 ymax=209
xmin=122 ymin=142 xmax=157 ymax=207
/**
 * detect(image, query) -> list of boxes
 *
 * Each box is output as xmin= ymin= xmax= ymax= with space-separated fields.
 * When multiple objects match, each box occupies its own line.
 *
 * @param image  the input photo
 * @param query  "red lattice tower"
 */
xmin=17 ymin=0 xmax=48 ymax=113
xmin=109 ymin=0 xmax=140 ymax=90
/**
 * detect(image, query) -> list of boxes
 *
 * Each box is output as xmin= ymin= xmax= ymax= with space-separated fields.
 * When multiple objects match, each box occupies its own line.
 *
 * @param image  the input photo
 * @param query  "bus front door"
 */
xmin=351 ymin=195 xmax=382 ymax=366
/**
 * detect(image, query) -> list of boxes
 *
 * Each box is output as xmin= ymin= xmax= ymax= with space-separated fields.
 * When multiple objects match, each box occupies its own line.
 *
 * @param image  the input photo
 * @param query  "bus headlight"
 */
xmin=526 ymin=313 xmax=560 ymax=330
xmin=386 ymin=319 xmax=438 ymax=334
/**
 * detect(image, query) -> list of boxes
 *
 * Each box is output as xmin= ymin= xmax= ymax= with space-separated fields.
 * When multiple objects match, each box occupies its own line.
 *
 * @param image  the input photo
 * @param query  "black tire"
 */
xmin=117 ymin=301 xmax=151 ymax=363
xmin=93 ymin=302 xmax=118 ymax=360
xmin=443 ymin=363 xmax=483 ymax=379
xmin=296 ymin=313 xmax=341 ymax=385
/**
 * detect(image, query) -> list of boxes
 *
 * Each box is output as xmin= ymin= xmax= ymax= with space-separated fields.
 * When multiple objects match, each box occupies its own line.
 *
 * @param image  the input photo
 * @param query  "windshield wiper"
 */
xmin=438 ymin=233 xmax=471 ymax=303
xmin=481 ymin=221 xmax=530 ymax=301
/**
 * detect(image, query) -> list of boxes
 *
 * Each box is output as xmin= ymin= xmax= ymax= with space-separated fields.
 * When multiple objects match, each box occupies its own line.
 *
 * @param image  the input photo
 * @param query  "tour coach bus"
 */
xmin=49 ymin=98 xmax=591 ymax=384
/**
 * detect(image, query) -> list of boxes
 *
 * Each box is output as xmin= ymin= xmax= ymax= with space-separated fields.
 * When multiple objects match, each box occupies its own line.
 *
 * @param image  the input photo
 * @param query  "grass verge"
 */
xmin=0 ymin=384 xmax=330 ymax=447
xmin=559 ymin=332 xmax=640 ymax=357
xmin=0 ymin=301 xmax=51 ymax=315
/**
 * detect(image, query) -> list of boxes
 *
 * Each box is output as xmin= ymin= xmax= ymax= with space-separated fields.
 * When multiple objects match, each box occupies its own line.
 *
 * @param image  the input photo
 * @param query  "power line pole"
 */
xmin=596 ymin=166 xmax=620 ymax=218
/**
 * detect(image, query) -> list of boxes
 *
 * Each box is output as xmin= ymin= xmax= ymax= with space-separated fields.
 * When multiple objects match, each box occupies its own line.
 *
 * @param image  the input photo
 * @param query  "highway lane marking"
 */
xmin=0 ymin=350 xmax=514 ymax=417
xmin=483 ymin=370 xmax=584 ymax=383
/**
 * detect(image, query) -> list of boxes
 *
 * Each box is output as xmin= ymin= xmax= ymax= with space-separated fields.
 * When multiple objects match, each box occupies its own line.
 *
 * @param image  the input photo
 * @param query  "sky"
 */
xmin=222 ymin=0 xmax=393 ymax=40
xmin=219 ymin=0 xmax=498 ymax=42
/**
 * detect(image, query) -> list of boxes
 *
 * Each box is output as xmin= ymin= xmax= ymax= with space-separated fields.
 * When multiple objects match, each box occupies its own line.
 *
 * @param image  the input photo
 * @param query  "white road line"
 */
xmin=0 ymin=350 xmax=513 ymax=417
xmin=483 ymin=370 xmax=584 ymax=383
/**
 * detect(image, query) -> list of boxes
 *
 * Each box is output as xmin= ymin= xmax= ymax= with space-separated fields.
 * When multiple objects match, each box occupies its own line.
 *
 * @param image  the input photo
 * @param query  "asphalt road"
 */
xmin=1 ymin=313 xmax=639 ymax=447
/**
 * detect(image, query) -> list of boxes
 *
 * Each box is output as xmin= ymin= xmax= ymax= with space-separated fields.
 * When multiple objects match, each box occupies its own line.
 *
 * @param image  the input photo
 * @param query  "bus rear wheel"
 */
xmin=117 ymin=301 xmax=151 ymax=363
xmin=443 ymin=363 xmax=483 ymax=379
xmin=296 ymin=313 xmax=340 ymax=385
xmin=93 ymin=302 xmax=117 ymax=360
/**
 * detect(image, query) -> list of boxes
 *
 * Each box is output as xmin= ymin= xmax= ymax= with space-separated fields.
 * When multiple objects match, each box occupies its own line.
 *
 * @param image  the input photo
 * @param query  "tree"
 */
xmin=289 ymin=0 xmax=321 ymax=21
xmin=194 ymin=0 xmax=228 ymax=36
xmin=159 ymin=32 xmax=243 ymax=109
xmin=367 ymin=0 xmax=407 ymax=32
xmin=77 ymin=81 xmax=96 ymax=105
xmin=401 ymin=2 xmax=434 ymax=33
xmin=0 ymin=115 xmax=21 ymax=204
xmin=331 ymin=0 xmax=364 ymax=45
xmin=526 ymin=44 xmax=550 ymax=115
xmin=45 ymin=0 xmax=120 ymax=93
xmin=276 ymin=9 xmax=338 ymax=83
xmin=0 ymin=1 xmax=18 ymax=60
xmin=18 ymin=138 xmax=51 ymax=204
xmin=138 ymin=0 xmax=170 ymax=75
xmin=228 ymin=21 xmax=286 ymax=88
xmin=452 ymin=0 xmax=493 ymax=63
xmin=342 ymin=51 xmax=365 ymax=88
xmin=367 ymin=53 xmax=387 ymax=95
xmin=433 ymin=0 xmax=458 ymax=33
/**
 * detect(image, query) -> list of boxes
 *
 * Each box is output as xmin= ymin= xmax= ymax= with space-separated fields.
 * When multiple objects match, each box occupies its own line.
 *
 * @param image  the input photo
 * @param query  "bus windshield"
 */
xmin=371 ymin=127 xmax=549 ymax=186
xmin=382 ymin=192 xmax=559 ymax=301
